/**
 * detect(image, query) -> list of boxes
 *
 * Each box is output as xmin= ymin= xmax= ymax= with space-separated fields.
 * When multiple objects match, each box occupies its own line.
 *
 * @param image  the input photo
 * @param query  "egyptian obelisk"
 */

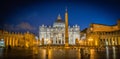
xmin=65 ymin=8 xmax=69 ymax=47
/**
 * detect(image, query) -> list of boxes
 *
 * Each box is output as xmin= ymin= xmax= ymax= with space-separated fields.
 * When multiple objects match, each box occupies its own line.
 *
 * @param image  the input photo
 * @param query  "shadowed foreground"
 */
xmin=0 ymin=47 xmax=120 ymax=59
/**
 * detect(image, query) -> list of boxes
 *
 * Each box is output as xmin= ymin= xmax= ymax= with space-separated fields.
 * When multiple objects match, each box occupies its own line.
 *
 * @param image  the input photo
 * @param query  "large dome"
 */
xmin=55 ymin=19 xmax=64 ymax=23
xmin=53 ymin=14 xmax=65 ymax=27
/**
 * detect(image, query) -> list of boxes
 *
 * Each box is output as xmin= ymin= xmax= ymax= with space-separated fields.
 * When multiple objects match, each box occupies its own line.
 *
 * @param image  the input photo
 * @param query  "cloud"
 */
xmin=3 ymin=22 xmax=36 ymax=31
xmin=16 ymin=22 xmax=36 ymax=30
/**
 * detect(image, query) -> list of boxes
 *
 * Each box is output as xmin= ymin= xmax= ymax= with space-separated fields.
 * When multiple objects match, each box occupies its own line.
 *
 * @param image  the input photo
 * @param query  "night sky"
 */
xmin=1 ymin=0 xmax=120 ymax=35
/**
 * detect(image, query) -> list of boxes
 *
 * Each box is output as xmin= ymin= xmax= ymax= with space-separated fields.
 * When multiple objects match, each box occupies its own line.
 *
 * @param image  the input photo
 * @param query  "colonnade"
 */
xmin=0 ymin=31 xmax=36 ymax=48
xmin=86 ymin=31 xmax=120 ymax=47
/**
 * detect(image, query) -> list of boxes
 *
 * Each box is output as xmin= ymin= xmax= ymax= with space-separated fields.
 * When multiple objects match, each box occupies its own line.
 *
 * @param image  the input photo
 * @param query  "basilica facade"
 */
xmin=39 ymin=11 xmax=80 ymax=45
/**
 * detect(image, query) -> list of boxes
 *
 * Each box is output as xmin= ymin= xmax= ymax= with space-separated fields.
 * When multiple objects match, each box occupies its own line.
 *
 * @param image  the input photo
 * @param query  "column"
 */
xmin=57 ymin=37 xmax=58 ymax=44
xmin=108 ymin=38 xmax=110 ymax=45
xmin=15 ymin=38 xmax=17 ymax=46
xmin=53 ymin=37 xmax=55 ymax=44
xmin=3 ymin=37 xmax=6 ymax=47
xmin=61 ymin=38 xmax=62 ymax=44
xmin=5 ymin=37 xmax=8 ymax=46
xmin=95 ymin=38 xmax=98 ymax=46
xmin=9 ymin=37 xmax=12 ymax=46
xmin=112 ymin=37 xmax=114 ymax=45
xmin=16 ymin=39 xmax=18 ymax=47
xmin=6 ymin=37 xmax=9 ymax=46
xmin=13 ymin=38 xmax=15 ymax=47
xmin=118 ymin=37 xmax=120 ymax=45
xmin=114 ymin=37 xmax=117 ymax=45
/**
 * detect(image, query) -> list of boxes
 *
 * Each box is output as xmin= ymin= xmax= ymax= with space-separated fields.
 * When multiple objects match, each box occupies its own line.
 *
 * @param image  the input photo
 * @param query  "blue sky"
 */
xmin=0 ymin=0 xmax=120 ymax=35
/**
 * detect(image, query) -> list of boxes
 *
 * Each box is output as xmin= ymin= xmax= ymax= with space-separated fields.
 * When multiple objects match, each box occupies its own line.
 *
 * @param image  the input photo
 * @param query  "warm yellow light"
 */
xmin=46 ymin=39 xmax=48 ymax=41
xmin=79 ymin=40 xmax=83 ymax=43
xmin=95 ymin=41 xmax=98 ymax=46
xmin=88 ymin=38 xmax=93 ymax=41
xmin=48 ymin=40 xmax=51 ymax=44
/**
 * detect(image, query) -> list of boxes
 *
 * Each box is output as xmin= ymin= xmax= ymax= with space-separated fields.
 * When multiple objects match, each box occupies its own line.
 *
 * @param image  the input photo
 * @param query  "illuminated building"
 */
xmin=0 ymin=30 xmax=36 ymax=48
xmin=85 ymin=20 xmax=120 ymax=46
xmin=79 ymin=28 xmax=87 ymax=46
xmin=39 ymin=9 xmax=80 ymax=45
